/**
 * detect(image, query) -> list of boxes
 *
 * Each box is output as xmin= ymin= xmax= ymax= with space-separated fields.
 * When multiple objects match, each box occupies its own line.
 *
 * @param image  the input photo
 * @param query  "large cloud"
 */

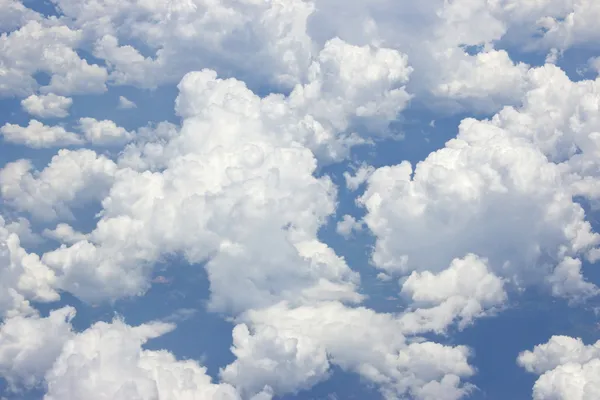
xmin=358 ymin=64 xmax=600 ymax=301
xmin=38 ymin=38 xmax=410 ymax=307
xmin=518 ymin=335 xmax=600 ymax=400
xmin=225 ymin=300 xmax=476 ymax=400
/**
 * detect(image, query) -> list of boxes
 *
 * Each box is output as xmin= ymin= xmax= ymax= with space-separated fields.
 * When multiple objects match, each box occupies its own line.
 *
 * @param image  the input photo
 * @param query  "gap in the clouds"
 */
xmin=32 ymin=71 xmax=52 ymax=87
xmin=447 ymin=288 xmax=600 ymax=400
xmin=22 ymin=0 xmax=61 ymax=18
xmin=69 ymin=85 xmax=180 ymax=131
xmin=109 ymin=256 xmax=236 ymax=381
xmin=32 ymin=255 xmax=237 ymax=382
xmin=277 ymin=365 xmax=382 ymax=400
xmin=556 ymin=47 xmax=600 ymax=82
xmin=75 ymin=48 xmax=108 ymax=70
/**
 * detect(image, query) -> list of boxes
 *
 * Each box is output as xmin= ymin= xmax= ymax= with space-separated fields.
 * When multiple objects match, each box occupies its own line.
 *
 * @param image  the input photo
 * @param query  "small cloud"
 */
xmin=377 ymin=273 xmax=392 ymax=282
xmin=118 ymin=96 xmax=137 ymax=109
xmin=162 ymin=308 xmax=198 ymax=323
xmin=336 ymin=215 xmax=364 ymax=238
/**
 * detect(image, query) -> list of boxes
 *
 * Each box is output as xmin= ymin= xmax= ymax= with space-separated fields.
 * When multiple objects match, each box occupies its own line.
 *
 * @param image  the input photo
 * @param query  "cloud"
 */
xmin=117 ymin=95 xmax=136 ymax=109
xmin=358 ymin=64 xmax=600 ymax=301
xmin=1 ymin=120 xmax=82 ymax=148
xmin=230 ymin=301 xmax=476 ymax=400
xmin=0 ymin=20 xmax=107 ymax=97
xmin=398 ymin=254 xmax=507 ymax=334
xmin=518 ymin=335 xmax=600 ymax=399
xmin=38 ymin=38 xmax=410 ymax=307
xmin=78 ymin=117 xmax=134 ymax=146
xmin=0 ymin=150 xmax=117 ymax=221
xmin=0 ymin=216 xmax=58 ymax=318
xmin=44 ymin=318 xmax=245 ymax=400
xmin=335 ymin=215 xmax=363 ymax=238
xmin=0 ymin=307 xmax=75 ymax=390
xmin=21 ymin=94 xmax=73 ymax=119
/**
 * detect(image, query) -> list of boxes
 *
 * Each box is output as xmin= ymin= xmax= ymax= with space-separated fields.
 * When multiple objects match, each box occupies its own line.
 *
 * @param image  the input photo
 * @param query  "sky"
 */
xmin=1 ymin=0 xmax=600 ymax=399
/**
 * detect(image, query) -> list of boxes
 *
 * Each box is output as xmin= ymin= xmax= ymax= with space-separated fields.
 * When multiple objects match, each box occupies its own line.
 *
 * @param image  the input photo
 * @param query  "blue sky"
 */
xmin=1 ymin=1 xmax=600 ymax=400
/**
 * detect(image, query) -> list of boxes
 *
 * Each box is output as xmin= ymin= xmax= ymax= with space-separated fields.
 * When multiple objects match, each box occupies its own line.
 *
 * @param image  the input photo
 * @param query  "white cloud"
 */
xmin=0 ymin=20 xmax=107 ymax=97
xmin=344 ymin=164 xmax=375 ymax=191
xmin=78 ymin=117 xmax=134 ymax=146
xmin=21 ymin=94 xmax=73 ymax=119
xmin=518 ymin=335 xmax=600 ymax=400
xmin=0 ymin=150 xmax=117 ymax=221
xmin=0 ymin=307 xmax=75 ymax=390
xmin=230 ymin=301 xmax=476 ymax=400
xmin=117 ymin=95 xmax=136 ymax=109
xmin=0 ymin=216 xmax=58 ymax=318
xmin=221 ymin=323 xmax=329 ymax=398
xmin=398 ymin=254 xmax=506 ymax=333
xmin=336 ymin=215 xmax=363 ymax=238
xmin=38 ymin=38 xmax=410 ymax=306
xmin=0 ymin=0 xmax=41 ymax=32
xmin=358 ymin=65 xmax=600 ymax=301
xmin=44 ymin=318 xmax=245 ymax=400
xmin=1 ymin=120 xmax=82 ymax=148
xmin=0 ymin=309 xmax=250 ymax=400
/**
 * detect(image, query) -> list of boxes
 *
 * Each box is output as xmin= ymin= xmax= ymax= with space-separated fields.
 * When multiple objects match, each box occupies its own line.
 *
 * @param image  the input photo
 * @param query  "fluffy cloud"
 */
xmin=21 ymin=94 xmax=73 ymax=119
xmin=0 ymin=309 xmax=249 ymax=400
xmin=0 ymin=307 xmax=74 ymax=389
xmin=518 ymin=335 xmax=600 ymax=400
xmin=398 ymin=254 xmax=506 ymax=334
xmin=358 ymin=65 xmax=600 ymax=301
xmin=1 ymin=120 xmax=82 ymax=148
xmin=0 ymin=149 xmax=117 ymax=221
xmin=0 ymin=216 xmax=58 ymax=318
xmin=78 ymin=117 xmax=134 ymax=146
xmin=0 ymin=20 xmax=107 ymax=97
xmin=44 ymin=318 xmax=244 ymax=400
xmin=228 ymin=301 xmax=476 ymax=400
xmin=38 ymin=38 xmax=409 ymax=307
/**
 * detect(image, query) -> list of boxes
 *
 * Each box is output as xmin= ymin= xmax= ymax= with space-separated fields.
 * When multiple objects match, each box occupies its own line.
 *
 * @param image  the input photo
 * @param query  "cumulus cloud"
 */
xmin=3 ymin=2 xmax=600 ymax=399
xmin=0 ymin=150 xmax=117 ymax=221
xmin=37 ymin=37 xmax=411 ymax=306
xmin=358 ymin=64 xmax=600 ymax=301
xmin=398 ymin=254 xmax=507 ymax=333
xmin=21 ymin=94 xmax=73 ymax=119
xmin=0 ymin=20 xmax=107 ymax=97
xmin=229 ymin=301 xmax=476 ymax=400
xmin=1 ymin=120 xmax=82 ymax=148
xmin=0 ymin=216 xmax=58 ymax=318
xmin=78 ymin=117 xmax=134 ymax=146
xmin=0 ymin=309 xmax=249 ymax=400
xmin=518 ymin=335 xmax=600 ymax=400
xmin=44 ymin=318 xmax=244 ymax=400
xmin=0 ymin=307 xmax=74 ymax=390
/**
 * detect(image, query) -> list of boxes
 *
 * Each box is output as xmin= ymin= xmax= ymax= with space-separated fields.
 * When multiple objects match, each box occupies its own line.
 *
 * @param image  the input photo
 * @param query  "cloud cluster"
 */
xmin=1 ymin=1 xmax=600 ymax=399
xmin=358 ymin=64 xmax=600 ymax=303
